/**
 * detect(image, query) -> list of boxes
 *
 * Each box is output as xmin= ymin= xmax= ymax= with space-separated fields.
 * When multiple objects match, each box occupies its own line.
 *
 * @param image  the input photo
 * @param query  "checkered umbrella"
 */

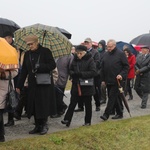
xmin=14 ymin=23 xmax=72 ymax=58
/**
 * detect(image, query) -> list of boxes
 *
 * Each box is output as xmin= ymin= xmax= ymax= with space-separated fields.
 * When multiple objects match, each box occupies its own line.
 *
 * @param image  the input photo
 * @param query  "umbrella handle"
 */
xmin=117 ymin=79 xmax=121 ymax=87
xmin=41 ymin=30 xmax=47 ymax=45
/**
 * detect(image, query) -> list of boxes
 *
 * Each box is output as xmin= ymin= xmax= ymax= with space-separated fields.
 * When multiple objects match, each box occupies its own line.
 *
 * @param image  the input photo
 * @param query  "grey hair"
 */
xmin=107 ymin=39 xmax=116 ymax=46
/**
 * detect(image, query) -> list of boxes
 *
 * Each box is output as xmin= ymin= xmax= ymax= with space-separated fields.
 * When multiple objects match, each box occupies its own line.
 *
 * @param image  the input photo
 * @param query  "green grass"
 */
xmin=1 ymin=115 xmax=150 ymax=150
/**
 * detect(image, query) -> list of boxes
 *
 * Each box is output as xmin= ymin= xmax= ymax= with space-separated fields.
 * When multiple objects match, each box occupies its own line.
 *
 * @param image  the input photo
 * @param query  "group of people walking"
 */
xmin=0 ymin=33 xmax=150 ymax=143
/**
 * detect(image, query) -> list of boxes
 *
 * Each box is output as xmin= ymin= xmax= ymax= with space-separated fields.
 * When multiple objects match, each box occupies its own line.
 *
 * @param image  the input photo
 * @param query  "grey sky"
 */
xmin=1 ymin=0 xmax=150 ymax=45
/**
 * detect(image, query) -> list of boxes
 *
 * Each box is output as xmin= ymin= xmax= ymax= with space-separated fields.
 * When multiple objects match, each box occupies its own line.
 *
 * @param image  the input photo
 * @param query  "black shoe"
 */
xmin=14 ymin=112 xmax=21 ymax=120
xmin=100 ymin=114 xmax=108 ymax=121
xmin=112 ymin=114 xmax=123 ymax=119
xmin=50 ymin=114 xmax=61 ymax=118
xmin=0 ymin=136 xmax=5 ymax=142
xmin=141 ymin=105 xmax=146 ymax=109
xmin=21 ymin=112 xmax=28 ymax=118
xmin=82 ymin=123 xmax=91 ymax=126
xmin=61 ymin=120 xmax=70 ymax=127
xmin=95 ymin=106 xmax=100 ymax=111
xmin=40 ymin=125 xmax=49 ymax=135
xmin=4 ymin=120 xmax=14 ymax=127
xmin=29 ymin=126 xmax=41 ymax=134
xmin=100 ymin=100 xmax=106 ymax=104
xmin=74 ymin=108 xmax=84 ymax=112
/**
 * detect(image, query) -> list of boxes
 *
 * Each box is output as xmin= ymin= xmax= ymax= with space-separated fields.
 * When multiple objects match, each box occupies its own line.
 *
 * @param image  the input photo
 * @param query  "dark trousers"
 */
xmin=101 ymin=84 xmax=107 ymax=102
xmin=55 ymin=87 xmax=67 ymax=113
xmin=125 ymin=78 xmax=133 ymax=97
xmin=104 ymin=85 xmax=123 ymax=117
xmin=77 ymin=77 xmax=100 ymax=109
xmin=15 ymin=86 xmax=28 ymax=116
xmin=64 ymin=95 xmax=92 ymax=123
xmin=135 ymin=89 xmax=149 ymax=107
xmin=0 ymin=110 xmax=4 ymax=137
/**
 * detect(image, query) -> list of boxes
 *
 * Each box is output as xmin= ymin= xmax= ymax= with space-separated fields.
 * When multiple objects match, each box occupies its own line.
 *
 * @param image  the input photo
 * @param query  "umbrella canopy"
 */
xmin=116 ymin=41 xmax=138 ymax=56
xmin=56 ymin=27 xmax=72 ymax=39
xmin=117 ymin=79 xmax=131 ymax=117
xmin=0 ymin=18 xmax=20 ymax=37
xmin=14 ymin=23 xmax=72 ymax=58
xmin=130 ymin=33 xmax=150 ymax=47
xmin=133 ymin=44 xmax=145 ymax=52
xmin=81 ymin=41 xmax=98 ymax=47
xmin=0 ymin=38 xmax=19 ymax=70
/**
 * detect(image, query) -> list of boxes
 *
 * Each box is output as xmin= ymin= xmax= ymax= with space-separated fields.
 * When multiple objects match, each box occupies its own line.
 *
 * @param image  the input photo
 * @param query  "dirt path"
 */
xmin=4 ymin=90 xmax=150 ymax=141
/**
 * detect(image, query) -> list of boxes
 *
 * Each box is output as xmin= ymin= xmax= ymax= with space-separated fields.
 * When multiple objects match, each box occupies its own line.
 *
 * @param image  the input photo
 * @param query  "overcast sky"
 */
xmin=1 ymin=0 xmax=150 ymax=45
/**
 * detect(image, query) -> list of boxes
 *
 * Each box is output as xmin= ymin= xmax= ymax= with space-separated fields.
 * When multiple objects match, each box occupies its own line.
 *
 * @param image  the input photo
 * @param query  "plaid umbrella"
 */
xmin=14 ymin=23 xmax=72 ymax=58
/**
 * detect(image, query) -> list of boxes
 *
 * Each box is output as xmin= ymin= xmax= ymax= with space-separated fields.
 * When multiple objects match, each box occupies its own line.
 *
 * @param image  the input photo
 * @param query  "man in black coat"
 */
xmin=97 ymin=40 xmax=107 ymax=104
xmin=100 ymin=39 xmax=129 ymax=121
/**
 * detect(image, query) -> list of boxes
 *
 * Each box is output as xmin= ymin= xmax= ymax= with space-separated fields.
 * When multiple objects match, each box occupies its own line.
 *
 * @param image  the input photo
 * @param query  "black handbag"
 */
xmin=77 ymin=63 xmax=94 ymax=86
xmin=79 ymin=78 xmax=94 ymax=86
xmin=5 ymin=71 xmax=19 ymax=111
xmin=35 ymin=73 xmax=51 ymax=85
xmin=30 ymin=53 xmax=51 ymax=85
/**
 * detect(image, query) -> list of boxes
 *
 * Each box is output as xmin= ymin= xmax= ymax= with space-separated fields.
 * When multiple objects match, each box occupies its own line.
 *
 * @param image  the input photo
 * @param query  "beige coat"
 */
xmin=0 ymin=69 xmax=18 ymax=109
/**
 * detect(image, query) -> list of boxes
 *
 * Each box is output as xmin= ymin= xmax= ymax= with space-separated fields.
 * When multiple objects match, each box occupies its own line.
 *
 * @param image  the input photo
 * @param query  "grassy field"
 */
xmin=1 ymin=115 xmax=150 ymax=150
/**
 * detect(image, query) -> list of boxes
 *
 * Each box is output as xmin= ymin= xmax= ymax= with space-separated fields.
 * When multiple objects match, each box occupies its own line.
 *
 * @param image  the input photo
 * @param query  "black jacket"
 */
xmin=101 ymin=47 xmax=129 ymax=85
xmin=70 ymin=52 xmax=97 ymax=96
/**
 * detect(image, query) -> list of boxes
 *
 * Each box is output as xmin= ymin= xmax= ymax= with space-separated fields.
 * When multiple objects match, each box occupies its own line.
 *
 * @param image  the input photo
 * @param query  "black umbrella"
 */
xmin=117 ymin=79 xmax=131 ymax=117
xmin=56 ymin=27 xmax=72 ymax=39
xmin=130 ymin=33 xmax=150 ymax=47
xmin=0 ymin=18 xmax=20 ymax=37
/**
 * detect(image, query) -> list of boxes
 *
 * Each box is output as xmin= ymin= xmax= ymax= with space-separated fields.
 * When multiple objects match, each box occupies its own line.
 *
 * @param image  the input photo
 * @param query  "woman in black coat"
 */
xmin=61 ymin=45 xmax=97 ymax=126
xmin=16 ymin=35 xmax=56 ymax=135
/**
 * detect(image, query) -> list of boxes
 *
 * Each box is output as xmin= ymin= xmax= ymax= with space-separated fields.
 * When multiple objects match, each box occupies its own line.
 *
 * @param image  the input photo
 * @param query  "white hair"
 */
xmin=107 ymin=39 xmax=116 ymax=46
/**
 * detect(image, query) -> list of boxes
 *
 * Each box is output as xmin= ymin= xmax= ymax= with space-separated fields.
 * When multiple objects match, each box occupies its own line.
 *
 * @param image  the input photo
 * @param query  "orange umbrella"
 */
xmin=0 ymin=38 xmax=19 ymax=70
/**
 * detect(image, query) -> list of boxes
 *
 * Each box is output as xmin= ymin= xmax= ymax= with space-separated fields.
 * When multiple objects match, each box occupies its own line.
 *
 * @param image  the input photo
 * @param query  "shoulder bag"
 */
xmin=77 ymin=62 xmax=94 ymax=86
xmin=79 ymin=78 xmax=94 ymax=86
xmin=30 ymin=53 xmax=51 ymax=85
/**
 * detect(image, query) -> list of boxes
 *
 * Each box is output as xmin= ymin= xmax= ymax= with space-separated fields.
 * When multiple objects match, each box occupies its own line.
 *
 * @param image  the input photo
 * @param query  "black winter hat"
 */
xmin=2 ymin=31 xmax=14 ymax=38
xmin=76 ymin=45 xmax=87 ymax=51
xmin=98 ymin=40 xmax=106 ymax=46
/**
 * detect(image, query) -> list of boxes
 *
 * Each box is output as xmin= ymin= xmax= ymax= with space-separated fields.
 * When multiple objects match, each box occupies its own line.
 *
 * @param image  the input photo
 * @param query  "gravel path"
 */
xmin=4 ymin=90 xmax=150 ymax=141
